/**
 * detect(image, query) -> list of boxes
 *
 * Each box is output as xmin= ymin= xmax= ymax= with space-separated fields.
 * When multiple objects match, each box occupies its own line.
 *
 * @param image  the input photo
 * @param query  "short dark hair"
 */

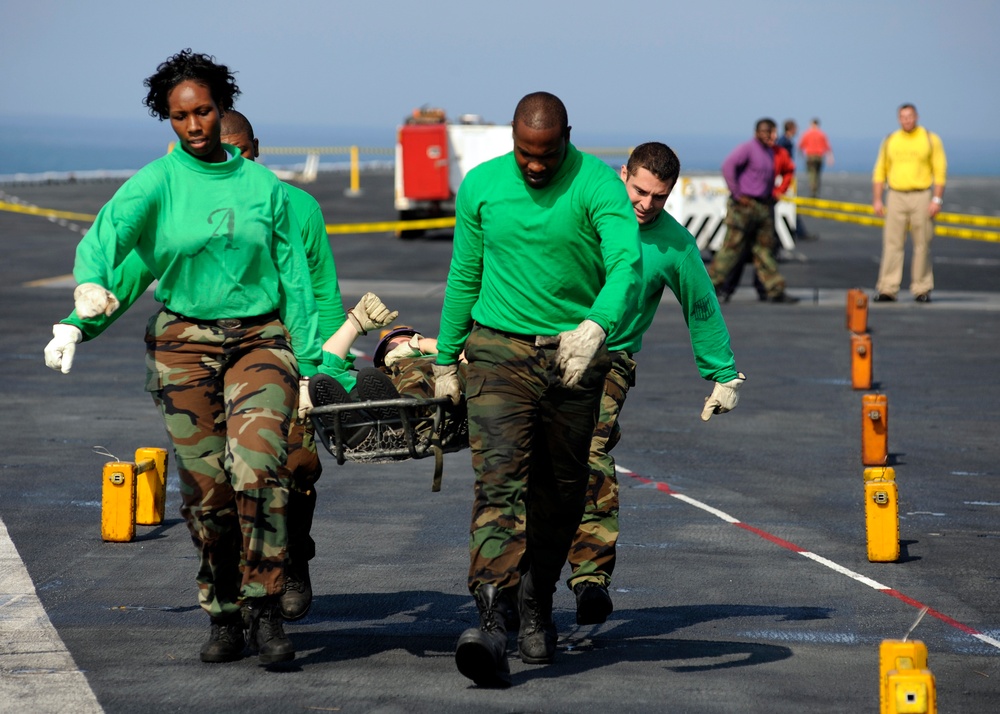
xmin=512 ymin=92 xmax=568 ymax=133
xmin=898 ymin=103 xmax=917 ymax=113
xmin=143 ymin=49 xmax=240 ymax=121
xmin=220 ymin=109 xmax=254 ymax=140
xmin=755 ymin=118 xmax=777 ymax=133
xmin=783 ymin=119 xmax=797 ymax=133
xmin=626 ymin=142 xmax=680 ymax=184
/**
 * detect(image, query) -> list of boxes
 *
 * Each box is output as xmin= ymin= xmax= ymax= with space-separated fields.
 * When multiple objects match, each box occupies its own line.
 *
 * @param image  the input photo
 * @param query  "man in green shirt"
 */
xmin=566 ymin=142 xmax=744 ymax=625
xmin=433 ymin=92 xmax=642 ymax=687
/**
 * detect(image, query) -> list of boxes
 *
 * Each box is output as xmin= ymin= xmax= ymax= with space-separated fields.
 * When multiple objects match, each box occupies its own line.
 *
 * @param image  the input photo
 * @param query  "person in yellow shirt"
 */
xmin=871 ymin=103 xmax=947 ymax=303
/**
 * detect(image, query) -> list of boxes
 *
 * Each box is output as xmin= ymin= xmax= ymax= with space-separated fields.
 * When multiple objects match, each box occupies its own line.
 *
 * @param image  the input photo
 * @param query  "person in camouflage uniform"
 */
xmin=43 ymin=51 xmax=323 ymax=665
xmin=707 ymin=118 xmax=798 ymax=303
xmin=433 ymin=92 xmax=643 ymax=688
xmin=564 ymin=142 xmax=743 ymax=625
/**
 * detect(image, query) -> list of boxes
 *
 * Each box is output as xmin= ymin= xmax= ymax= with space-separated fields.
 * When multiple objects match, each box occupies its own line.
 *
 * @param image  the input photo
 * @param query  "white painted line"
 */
xmin=617 ymin=464 xmax=1000 ymax=652
xmin=0 ymin=516 xmax=103 ymax=712
xmin=670 ymin=492 xmax=740 ymax=524
xmin=799 ymin=551 xmax=889 ymax=590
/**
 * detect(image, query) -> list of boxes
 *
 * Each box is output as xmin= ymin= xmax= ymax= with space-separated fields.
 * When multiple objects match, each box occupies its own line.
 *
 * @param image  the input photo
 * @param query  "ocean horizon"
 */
xmin=2 ymin=114 xmax=998 ymax=179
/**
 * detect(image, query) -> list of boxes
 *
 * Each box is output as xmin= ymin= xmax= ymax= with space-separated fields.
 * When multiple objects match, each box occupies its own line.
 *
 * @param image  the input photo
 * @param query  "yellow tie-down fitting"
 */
xmin=101 ymin=447 xmax=169 ymax=542
xmin=863 ymin=466 xmax=898 ymax=562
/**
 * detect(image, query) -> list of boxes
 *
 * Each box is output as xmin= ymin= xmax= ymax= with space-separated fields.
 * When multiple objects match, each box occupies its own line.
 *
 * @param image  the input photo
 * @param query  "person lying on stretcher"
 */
xmin=309 ymin=292 xmax=467 ymax=448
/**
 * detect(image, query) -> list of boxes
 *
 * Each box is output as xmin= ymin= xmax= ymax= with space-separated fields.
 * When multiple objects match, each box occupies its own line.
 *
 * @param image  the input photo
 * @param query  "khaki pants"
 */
xmin=876 ymin=189 xmax=934 ymax=297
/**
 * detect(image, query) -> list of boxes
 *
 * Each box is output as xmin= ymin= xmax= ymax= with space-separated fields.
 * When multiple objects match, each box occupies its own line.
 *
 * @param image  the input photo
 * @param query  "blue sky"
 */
xmin=1 ymin=1 xmax=997 ymax=148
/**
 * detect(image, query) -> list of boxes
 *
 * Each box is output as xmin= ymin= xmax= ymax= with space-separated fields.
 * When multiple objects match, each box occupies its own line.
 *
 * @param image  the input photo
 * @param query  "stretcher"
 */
xmin=309 ymin=396 xmax=468 ymax=491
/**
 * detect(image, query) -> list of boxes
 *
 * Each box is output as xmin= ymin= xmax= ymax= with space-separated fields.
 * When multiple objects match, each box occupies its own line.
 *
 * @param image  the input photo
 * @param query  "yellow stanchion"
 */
xmin=345 ymin=146 xmax=363 ymax=197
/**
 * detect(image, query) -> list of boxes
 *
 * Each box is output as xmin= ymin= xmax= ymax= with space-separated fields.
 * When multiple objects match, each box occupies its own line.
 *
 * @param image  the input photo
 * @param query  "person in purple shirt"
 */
xmin=708 ymin=118 xmax=798 ymax=303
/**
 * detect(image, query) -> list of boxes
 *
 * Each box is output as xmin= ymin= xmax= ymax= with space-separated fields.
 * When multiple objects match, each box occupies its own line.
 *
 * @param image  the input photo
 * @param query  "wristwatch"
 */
xmin=931 ymin=196 xmax=943 ymax=205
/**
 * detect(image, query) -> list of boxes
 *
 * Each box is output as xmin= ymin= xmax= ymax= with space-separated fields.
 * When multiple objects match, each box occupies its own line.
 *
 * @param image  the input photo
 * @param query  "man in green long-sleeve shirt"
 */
xmin=566 ymin=142 xmax=744 ymax=625
xmin=435 ymin=92 xmax=642 ymax=687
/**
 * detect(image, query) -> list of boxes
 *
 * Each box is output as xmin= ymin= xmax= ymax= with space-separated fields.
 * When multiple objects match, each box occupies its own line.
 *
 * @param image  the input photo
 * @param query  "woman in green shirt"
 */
xmin=48 ymin=49 xmax=320 ymax=665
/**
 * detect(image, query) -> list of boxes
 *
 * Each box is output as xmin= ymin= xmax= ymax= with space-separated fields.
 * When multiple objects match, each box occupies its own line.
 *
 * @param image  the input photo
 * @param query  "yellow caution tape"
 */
xmin=0 ymin=200 xmax=96 ymax=222
xmin=326 ymin=217 xmax=456 ymax=234
xmin=4 ymin=193 xmax=997 ymax=242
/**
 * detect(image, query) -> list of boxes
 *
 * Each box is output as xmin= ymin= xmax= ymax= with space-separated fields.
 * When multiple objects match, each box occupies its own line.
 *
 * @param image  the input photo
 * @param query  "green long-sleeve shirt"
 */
xmin=63 ymin=178 xmax=346 ymax=354
xmin=609 ymin=210 xmax=738 ymax=382
xmin=71 ymin=145 xmax=323 ymax=375
xmin=437 ymin=143 xmax=642 ymax=364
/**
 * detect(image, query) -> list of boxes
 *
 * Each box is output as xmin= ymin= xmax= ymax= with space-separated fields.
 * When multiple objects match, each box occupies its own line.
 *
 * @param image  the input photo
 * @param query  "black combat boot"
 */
xmin=200 ymin=615 xmax=246 ymax=663
xmin=572 ymin=581 xmax=614 ymax=625
xmin=245 ymin=597 xmax=295 ymax=664
xmin=517 ymin=571 xmax=557 ymax=665
xmin=455 ymin=584 xmax=512 ymax=687
xmin=279 ymin=560 xmax=313 ymax=621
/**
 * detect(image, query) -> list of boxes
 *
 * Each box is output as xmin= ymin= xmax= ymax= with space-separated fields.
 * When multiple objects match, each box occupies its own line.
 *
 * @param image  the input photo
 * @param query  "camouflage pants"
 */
xmin=284 ymin=418 xmax=322 ymax=567
xmin=566 ymin=351 xmax=636 ymax=589
xmin=464 ymin=326 xmax=607 ymax=597
xmin=708 ymin=198 xmax=785 ymax=298
xmin=145 ymin=308 xmax=298 ymax=618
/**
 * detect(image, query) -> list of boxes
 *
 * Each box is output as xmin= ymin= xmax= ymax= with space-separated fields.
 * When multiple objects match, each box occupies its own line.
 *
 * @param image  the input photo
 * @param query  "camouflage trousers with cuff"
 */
xmin=566 ymin=351 xmax=636 ymax=590
xmin=145 ymin=308 xmax=298 ymax=619
xmin=708 ymin=198 xmax=785 ymax=298
xmin=284 ymin=417 xmax=322 ymax=568
xmin=464 ymin=326 xmax=608 ymax=598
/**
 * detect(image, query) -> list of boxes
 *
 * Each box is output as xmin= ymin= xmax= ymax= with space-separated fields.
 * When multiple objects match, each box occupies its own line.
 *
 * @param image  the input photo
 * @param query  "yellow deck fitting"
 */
xmin=134 ymin=447 xmax=168 ymax=526
xmin=864 ymin=466 xmax=899 ymax=562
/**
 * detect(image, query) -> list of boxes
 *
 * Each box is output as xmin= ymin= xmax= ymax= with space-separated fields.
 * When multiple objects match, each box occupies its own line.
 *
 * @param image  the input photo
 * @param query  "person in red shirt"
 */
xmin=798 ymin=118 xmax=834 ymax=197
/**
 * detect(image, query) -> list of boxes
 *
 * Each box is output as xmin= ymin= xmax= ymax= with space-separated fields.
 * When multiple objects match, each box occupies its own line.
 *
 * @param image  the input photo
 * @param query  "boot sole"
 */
xmin=455 ymin=638 xmax=511 ymax=688
xmin=200 ymin=650 xmax=244 ymax=663
xmin=258 ymin=648 xmax=295 ymax=665
xmin=517 ymin=647 xmax=555 ymax=665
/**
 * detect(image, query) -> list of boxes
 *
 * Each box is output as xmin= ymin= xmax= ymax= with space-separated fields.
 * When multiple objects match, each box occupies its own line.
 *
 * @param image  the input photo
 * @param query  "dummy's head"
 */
xmin=373 ymin=326 xmax=420 ymax=368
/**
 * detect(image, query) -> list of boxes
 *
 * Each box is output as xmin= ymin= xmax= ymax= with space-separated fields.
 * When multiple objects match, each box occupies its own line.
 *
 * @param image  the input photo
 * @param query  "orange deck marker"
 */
xmin=851 ymin=333 xmax=873 ymax=390
xmin=862 ymin=394 xmax=889 ymax=466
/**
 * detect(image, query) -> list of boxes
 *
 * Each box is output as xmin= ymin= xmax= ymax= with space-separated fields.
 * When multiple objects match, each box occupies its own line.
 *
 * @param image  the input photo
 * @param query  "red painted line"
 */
xmin=620 ymin=466 xmax=997 ymax=649
xmin=883 ymin=590 xmax=980 ymax=635
xmin=735 ymin=522 xmax=806 ymax=553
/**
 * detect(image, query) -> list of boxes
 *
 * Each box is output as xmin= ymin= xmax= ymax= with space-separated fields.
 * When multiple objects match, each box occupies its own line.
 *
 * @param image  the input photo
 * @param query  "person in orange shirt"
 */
xmin=798 ymin=118 xmax=834 ymax=197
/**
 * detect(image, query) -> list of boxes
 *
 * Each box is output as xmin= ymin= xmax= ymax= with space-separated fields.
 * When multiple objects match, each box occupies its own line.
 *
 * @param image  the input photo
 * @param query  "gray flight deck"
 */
xmin=1 ymin=169 xmax=998 ymax=713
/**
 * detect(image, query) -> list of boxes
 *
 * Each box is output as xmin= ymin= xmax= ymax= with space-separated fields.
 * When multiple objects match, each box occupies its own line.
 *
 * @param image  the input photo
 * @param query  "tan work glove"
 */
xmin=554 ymin=319 xmax=606 ymax=388
xmin=432 ymin=363 xmax=461 ymax=405
xmin=74 ymin=283 xmax=120 ymax=319
xmin=44 ymin=324 xmax=83 ymax=374
xmin=347 ymin=292 xmax=398 ymax=335
xmin=298 ymin=377 xmax=312 ymax=420
xmin=384 ymin=333 xmax=424 ymax=368
xmin=701 ymin=372 xmax=746 ymax=421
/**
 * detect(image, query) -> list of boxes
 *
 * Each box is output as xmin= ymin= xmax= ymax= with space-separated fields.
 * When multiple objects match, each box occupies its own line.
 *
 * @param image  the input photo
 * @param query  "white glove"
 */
xmin=701 ymin=372 xmax=746 ymax=421
xmin=347 ymin=292 xmax=398 ymax=335
xmin=298 ymin=377 xmax=312 ymax=420
xmin=44 ymin=324 xmax=83 ymax=374
xmin=384 ymin=333 xmax=424 ymax=368
xmin=553 ymin=319 xmax=606 ymax=388
xmin=432 ymin=363 xmax=461 ymax=405
xmin=74 ymin=283 xmax=120 ymax=319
